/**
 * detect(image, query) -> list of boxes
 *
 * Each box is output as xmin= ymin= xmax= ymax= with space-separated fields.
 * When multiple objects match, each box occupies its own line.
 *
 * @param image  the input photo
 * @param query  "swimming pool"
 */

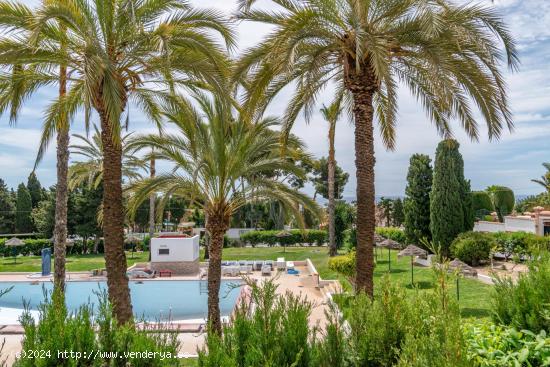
xmin=0 ymin=280 xmax=242 ymax=322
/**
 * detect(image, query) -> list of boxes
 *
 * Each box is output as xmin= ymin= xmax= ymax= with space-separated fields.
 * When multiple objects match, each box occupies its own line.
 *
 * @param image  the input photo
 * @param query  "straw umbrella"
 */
xmin=125 ymin=235 xmax=142 ymax=259
xmin=373 ymin=233 xmax=384 ymax=259
xmin=398 ymin=245 xmax=427 ymax=286
xmin=448 ymin=258 xmax=477 ymax=301
xmin=378 ymin=238 xmax=401 ymax=272
xmin=5 ymin=237 xmax=25 ymax=264
xmin=276 ymin=230 xmax=293 ymax=253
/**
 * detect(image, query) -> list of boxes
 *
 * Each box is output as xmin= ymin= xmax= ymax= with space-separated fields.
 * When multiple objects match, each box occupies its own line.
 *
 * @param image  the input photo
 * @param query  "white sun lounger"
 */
xmin=276 ymin=257 xmax=286 ymax=270
xmin=127 ymin=269 xmax=155 ymax=279
xmin=286 ymin=261 xmax=295 ymax=270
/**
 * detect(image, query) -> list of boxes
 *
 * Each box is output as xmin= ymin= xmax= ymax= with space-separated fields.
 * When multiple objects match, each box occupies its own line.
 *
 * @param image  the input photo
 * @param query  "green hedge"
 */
xmin=491 ymin=231 xmax=550 ymax=258
xmin=375 ymin=227 xmax=406 ymax=243
xmin=240 ymin=229 xmax=327 ymax=246
xmin=0 ymin=238 xmax=52 ymax=257
xmin=328 ymin=251 xmax=356 ymax=278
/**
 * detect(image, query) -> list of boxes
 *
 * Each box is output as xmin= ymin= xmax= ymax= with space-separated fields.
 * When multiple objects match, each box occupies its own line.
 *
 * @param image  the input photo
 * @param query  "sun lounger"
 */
xmin=286 ymin=261 xmax=295 ymax=270
xmin=239 ymin=265 xmax=253 ymax=275
xmin=263 ymin=260 xmax=273 ymax=270
xmin=253 ymin=261 xmax=263 ymax=271
xmin=276 ymin=257 xmax=286 ymax=270
xmin=261 ymin=264 xmax=272 ymax=276
xmin=128 ymin=269 xmax=156 ymax=279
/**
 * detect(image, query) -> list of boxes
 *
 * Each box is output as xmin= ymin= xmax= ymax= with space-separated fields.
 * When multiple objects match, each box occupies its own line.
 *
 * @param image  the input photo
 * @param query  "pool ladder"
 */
xmin=199 ymin=280 xmax=208 ymax=294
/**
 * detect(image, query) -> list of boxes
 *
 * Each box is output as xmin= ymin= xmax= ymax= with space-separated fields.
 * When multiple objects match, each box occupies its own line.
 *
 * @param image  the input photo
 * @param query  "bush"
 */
xmin=328 ymin=252 xmax=356 ymax=280
xmin=15 ymin=289 xmax=179 ymax=367
xmin=491 ymin=253 xmax=550 ymax=333
xmin=375 ymin=227 xmax=406 ymax=244
xmin=492 ymin=231 xmax=535 ymax=260
xmin=199 ymin=279 xmax=315 ymax=367
xmin=450 ymin=232 xmax=494 ymax=266
xmin=465 ymin=322 xmax=550 ymax=367
xmin=240 ymin=229 xmax=327 ymax=247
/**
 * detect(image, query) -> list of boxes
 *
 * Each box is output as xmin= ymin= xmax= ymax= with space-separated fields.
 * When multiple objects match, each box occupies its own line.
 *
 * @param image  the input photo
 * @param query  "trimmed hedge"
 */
xmin=0 ymin=238 xmax=52 ymax=257
xmin=375 ymin=227 xmax=406 ymax=244
xmin=328 ymin=251 xmax=356 ymax=278
xmin=240 ymin=229 xmax=327 ymax=247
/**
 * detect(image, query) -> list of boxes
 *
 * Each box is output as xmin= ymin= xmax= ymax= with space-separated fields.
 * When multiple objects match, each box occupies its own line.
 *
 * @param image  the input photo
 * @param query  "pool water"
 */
xmin=0 ymin=280 xmax=241 ymax=321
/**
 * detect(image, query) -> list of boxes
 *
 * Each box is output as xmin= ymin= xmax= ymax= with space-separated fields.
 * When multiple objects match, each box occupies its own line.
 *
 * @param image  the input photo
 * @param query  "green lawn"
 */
xmin=1 ymin=246 xmax=492 ymax=319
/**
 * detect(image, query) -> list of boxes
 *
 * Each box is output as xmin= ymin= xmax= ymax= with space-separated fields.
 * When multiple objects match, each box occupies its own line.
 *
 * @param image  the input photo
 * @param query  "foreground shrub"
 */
xmin=450 ymin=232 xmax=494 ymax=266
xmin=199 ymin=279 xmax=315 ymax=367
xmin=240 ymin=229 xmax=327 ymax=247
xmin=465 ymin=322 xmax=550 ymax=367
xmin=15 ymin=289 xmax=179 ymax=366
xmin=492 ymin=253 xmax=550 ymax=333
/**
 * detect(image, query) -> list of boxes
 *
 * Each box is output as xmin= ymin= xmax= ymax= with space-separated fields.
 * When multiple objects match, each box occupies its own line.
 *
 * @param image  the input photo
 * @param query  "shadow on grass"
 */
xmin=405 ymin=281 xmax=434 ymax=290
xmin=375 ymin=268 xmax=408 ymax=275
xmin=461 ymin=307 xmax=492 ymax=319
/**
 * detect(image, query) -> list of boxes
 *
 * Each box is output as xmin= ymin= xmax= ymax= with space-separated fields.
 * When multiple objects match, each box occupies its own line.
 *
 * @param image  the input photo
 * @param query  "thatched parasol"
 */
xmin=398 ymin=245 xmax=428 ymax=286
xmin=377 ymin=238 xmax=402 ymax=272
xmin=448 ymin=258 xmax=477 ymax=301
xmin=276 ymin=230 xmax=293 ymax=253
xmin=5 ymin=237 xmax=25 ymax=264
xmin=125 ymin=235 xmax=142 ymax=244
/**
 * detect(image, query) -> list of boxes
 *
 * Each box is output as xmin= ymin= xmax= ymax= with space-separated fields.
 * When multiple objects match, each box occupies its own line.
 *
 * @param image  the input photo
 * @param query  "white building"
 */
xmin=474 ymin=207 xmax=550 ymax=236
xmin=150 ymin=234 xmax=200 ymax=275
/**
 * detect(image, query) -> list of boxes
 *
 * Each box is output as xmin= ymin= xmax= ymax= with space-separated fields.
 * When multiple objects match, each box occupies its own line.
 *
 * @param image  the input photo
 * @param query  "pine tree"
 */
xmin=430 ymin=140 xmax=467 ymax=255
xmin=15 ymin=183 xmax=33 ymax=233
xmin=463 ymin=180 xmax=475 ymax=231
xmin=404 ymin=154 xmax=433 ymax=245
xmin=26 ymin=172 xmax=43 ymax=208
xmin=0 ymin=179 xmax=15 ymax=233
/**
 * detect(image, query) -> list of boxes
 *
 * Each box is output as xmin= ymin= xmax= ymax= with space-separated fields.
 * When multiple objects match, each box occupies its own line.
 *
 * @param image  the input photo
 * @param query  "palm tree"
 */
xmin=0 ymin=0 xmax=70 ymax=293
xmin=1 ymin=0 xmax=234 ymax=324
xmin=236 ymin=0 xmax=518 ymax=295
xmin=320 ymin=101 xmax=342 ymax=257
xmin=69 ymin=125 xmax=145 ymax=190
xmin=532 ymin=163 xmax=550 ymax=193
xmin=127 ymin=94 xmax=319 ymax=334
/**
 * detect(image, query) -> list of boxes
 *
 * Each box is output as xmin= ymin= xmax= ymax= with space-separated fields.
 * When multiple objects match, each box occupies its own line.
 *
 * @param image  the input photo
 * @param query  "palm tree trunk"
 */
xmin=206 ymin=211 xmax=229 ymax=335
xmin=347 ymin=68 xmax=376 ymax=297
xmin=53 ymin=64 xmax=68 ymax=293
xmin=148 ymin=152 xmax=155 ymax=261
xmin=99 ymin=111 xmax=133 ymax=325
xmin=328 ymin=120 xmax=337 ymax=257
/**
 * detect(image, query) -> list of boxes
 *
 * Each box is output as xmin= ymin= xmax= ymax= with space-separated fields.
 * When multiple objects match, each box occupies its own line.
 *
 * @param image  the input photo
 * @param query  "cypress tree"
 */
xmin=15 ymin=183 xmax=33 ymax=233
xmin=0 ymin=179 xmax=15 ymax=233
xmin=26 ymin=172 xmax=43 ymax=208
xmin=404 ymin=154 xmax=433 ymax=245
xmin=392 ymin=198 xmax=405 ymax=227
xmin=430 ymin=140 xmax=466 ymax=255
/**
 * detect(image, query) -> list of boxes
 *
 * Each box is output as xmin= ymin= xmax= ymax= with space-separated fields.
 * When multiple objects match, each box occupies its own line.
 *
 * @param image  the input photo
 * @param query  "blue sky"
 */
xmin=1 ymin=0 xmax=549 ymax=198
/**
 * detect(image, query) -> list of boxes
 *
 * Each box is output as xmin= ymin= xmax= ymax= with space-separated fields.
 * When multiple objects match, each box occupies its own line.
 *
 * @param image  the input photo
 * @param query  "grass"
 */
xmin=1 ymin=246 xmax=492 ymax=319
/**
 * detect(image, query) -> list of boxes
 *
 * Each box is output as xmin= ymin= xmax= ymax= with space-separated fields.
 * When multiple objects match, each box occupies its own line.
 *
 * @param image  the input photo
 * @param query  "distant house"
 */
xmin=474 ymin=207 xmax=550 ymax=236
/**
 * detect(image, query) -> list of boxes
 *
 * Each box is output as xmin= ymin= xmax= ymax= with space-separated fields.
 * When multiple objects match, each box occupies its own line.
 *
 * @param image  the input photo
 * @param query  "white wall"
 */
xmin=150 ymin=235 xmax=199 ymax=263
xmin=473 ymin=221 xmax=505 ymax=233
xmin=504 ymin=217 xmax=536 ymax=233
xmin=192 ymin=228 xmax=255 ymax=240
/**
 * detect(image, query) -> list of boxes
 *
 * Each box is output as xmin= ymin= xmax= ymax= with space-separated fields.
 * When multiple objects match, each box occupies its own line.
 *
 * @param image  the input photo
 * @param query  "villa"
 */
xmin=474 ymin=206 xmax=550 ymax=236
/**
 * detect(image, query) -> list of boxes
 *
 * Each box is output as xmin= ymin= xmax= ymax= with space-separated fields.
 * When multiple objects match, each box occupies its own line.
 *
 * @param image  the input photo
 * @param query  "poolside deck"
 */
xmin=0 ymin=260 xmax=339 ymax=364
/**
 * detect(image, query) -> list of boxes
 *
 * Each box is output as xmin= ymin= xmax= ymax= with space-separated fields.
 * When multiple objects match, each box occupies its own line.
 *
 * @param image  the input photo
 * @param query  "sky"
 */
xmin=0 ymin=0 xmax=549 ymax=199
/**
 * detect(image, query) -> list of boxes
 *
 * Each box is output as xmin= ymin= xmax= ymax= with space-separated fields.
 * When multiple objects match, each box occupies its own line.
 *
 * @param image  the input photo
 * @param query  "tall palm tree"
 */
xmin=69 ymin=125 xmax=145 ymax=190
xmin=236 ymin=0 xmax=518 ymax=295
xmin=127 ymin=94 xmax=319 ymax=334
xmin=532 ymin=163 xmax=550 ymax=193
xmin=320 ymin=101 xmax=342 ymax=257
xmin=0 ymin=0 xmax=71 ymax=293
xmin=0 ymin=0 xmax=234 ymax=324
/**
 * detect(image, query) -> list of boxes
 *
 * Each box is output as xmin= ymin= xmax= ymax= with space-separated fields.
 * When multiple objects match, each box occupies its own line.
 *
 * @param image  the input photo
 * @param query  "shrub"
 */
xmin=492 ymin=231 xmax=534 ymax=260
xmin=375 ymin=227 xmax=406 ymax=244
xmin=450 ymin=232 xmax=494 ymax=266
xmin=328 ymin=252 xmax=356 ymax=280
xmin=15 ymin=289 xmax=179 ymax=366
xmin=465 ymin=322 xmax=550 ymax=367
xmin=491 ymin=253 xmax=550 ymax=333
xmin=198 ymin=279 xmax=315 ymax=367
xmin=240 ymin=229 xmax=327 ymax=247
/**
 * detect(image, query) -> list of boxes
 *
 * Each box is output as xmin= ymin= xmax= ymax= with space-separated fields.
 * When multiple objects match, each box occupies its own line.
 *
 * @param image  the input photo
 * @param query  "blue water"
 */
xmin=0 ymin=280 xmax=241 ymax=321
